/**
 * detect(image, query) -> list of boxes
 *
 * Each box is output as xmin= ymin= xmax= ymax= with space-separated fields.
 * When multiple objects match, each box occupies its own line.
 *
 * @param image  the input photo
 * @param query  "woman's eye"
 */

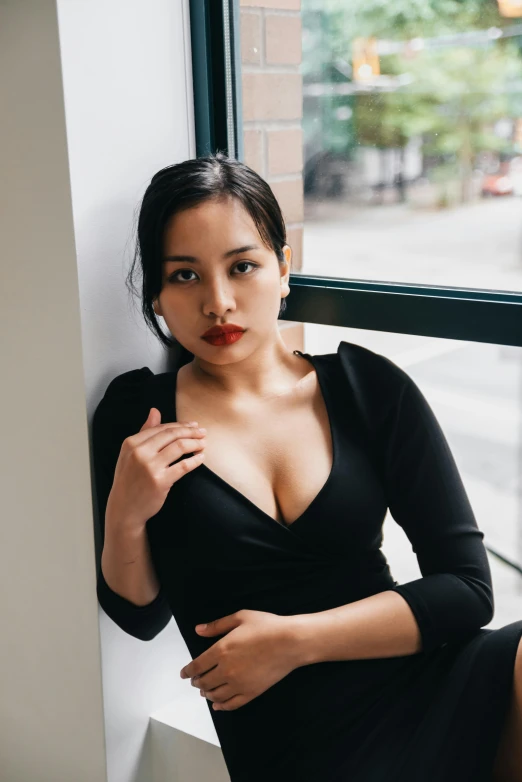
xmin=169 ymin=269 xmax=197 ymax=283
xmin=234 ymin=261 xmax=257 ymax=275
xmin=168 ymin=262 xmax=258 ymax=284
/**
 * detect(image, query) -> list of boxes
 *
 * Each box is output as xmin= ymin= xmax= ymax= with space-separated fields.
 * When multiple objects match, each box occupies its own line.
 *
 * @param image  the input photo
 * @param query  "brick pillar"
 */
xmin=239 ymin=0 xmax=304 ymax=351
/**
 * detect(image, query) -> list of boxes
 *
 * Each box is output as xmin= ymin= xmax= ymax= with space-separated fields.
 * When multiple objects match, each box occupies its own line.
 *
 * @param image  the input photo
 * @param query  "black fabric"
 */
xmin=92 ymin=367 xmax=173 ymax=640
xmin=92 ymin=340 xmax=522 ymax=782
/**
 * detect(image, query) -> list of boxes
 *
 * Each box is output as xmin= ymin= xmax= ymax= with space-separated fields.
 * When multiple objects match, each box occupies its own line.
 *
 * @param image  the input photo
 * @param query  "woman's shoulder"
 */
xmin=311 ymin=339 xmax=410 ymax=389
xmin=335 ymin=340 xmax=408 ymax=386
xmin=93 ymin=366 xmax=155 ymax=442
xmin=321 ymin=340 xmax=413 ymax=430
xmin=99 ymin=366 xmax=154 ymax=402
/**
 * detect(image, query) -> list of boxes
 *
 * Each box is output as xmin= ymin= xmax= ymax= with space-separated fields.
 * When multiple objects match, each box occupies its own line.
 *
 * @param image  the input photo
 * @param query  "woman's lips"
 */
xmin=201 ymin=331 xmax=245 ymax=346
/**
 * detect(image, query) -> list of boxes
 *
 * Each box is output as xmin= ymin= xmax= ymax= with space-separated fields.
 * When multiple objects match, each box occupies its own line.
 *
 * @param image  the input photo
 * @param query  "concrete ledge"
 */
xmin=150 ymin=694 xmax=230 ymax=782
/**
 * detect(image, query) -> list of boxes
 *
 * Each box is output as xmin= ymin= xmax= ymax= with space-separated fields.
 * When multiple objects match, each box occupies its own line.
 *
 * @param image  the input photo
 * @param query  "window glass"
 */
xmin=239 ymin=0 xmax=522 ymax=293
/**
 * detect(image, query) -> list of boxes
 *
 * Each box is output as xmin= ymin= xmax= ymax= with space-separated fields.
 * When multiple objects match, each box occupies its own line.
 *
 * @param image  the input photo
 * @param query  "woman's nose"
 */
xmin=202 ymin=281 xmax=235 ymax=317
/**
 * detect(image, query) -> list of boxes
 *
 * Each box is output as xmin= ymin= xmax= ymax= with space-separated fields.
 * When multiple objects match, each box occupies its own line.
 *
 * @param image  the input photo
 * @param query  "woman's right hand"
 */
xmin=106 ymin=407 xmax=206 ymax=533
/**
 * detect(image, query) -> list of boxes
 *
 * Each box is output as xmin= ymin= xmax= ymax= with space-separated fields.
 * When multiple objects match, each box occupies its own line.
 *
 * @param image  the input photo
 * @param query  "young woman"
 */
xmin=92 ymin=153 xmax=522 ymax=782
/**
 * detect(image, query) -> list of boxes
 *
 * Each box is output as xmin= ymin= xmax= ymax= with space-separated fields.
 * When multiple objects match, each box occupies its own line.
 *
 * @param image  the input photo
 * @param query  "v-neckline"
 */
xmin=167 ymin=351 xmax=337 ymax=532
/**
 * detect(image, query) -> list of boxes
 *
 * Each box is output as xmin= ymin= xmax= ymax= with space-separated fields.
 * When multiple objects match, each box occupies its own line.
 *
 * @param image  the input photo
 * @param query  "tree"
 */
xmin=302 ymin=0 xmax=522 ymax=203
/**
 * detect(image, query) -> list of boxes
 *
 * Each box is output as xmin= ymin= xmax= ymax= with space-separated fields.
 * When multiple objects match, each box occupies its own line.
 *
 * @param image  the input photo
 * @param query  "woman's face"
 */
xmin=153 ymin=196 xmax=291 ymax=362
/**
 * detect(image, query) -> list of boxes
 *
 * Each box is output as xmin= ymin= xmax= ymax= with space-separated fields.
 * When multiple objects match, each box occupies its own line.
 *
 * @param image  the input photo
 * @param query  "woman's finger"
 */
xmin=200 ymin=683 xmax=235 ymax=703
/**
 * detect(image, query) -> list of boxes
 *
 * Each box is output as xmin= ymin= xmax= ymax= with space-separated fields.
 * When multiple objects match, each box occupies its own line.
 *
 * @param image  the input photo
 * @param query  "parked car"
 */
xmin=481 ymin=163 xmax=514 ymax=197
xmin=479 ymin=158 xmax=522 ymax=196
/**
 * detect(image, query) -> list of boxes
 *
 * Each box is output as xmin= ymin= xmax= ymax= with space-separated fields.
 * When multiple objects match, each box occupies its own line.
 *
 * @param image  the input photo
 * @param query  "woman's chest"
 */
xmin=148 ymin=361 xmax=388 ymax=570
xmin=176 ymin=375 xmax=333 ymax=528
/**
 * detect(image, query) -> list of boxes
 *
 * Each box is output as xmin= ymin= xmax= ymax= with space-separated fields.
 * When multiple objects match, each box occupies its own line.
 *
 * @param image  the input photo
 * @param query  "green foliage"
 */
xmin=302 ymin=0 xmax=522 ymax=176
xmin=345 ymin=0 xmax=502 ymax=38
xmin=360 ymin=40 xmax=522 ymax=156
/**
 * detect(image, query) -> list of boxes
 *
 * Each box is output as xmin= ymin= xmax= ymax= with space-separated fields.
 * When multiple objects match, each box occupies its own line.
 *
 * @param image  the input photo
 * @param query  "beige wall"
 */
xmin=0 ymin=2 xmax=107 ymax=780
xmin=240 ymin=0 xmax=305 ymax=351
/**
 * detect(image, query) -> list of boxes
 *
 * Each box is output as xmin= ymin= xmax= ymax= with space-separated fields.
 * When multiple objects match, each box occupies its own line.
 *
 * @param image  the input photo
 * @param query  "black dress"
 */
xmin=92 ymin=340 xmax=522 ymax=782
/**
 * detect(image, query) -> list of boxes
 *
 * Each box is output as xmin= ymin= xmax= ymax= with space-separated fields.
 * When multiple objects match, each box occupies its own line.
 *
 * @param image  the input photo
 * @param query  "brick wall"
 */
xmin=239 ymin=0 xmax=304 ymax=349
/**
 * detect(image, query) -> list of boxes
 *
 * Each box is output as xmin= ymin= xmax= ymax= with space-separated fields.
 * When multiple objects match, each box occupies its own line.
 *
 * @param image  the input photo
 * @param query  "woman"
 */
xmin=92 ymin=153 xmax=522 ymax=782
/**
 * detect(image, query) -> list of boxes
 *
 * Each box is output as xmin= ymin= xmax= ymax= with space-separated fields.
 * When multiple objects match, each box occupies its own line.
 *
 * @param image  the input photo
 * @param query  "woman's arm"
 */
xmin=288 ymin=351 xmax=494 ymax=663
xmin=101 ymin=509 xmax=161 ymax=607
xmin=93 ymin=368 xmax=172 ymax=641
xmin=286 ymin=589 xmax=422 ymax=666
xmin=381 ymin=373 xmax=494 ymax=652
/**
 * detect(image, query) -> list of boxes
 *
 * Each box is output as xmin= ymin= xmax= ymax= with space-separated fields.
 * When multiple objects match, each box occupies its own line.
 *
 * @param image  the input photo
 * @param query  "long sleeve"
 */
xmin=338 ymin=341 xmax=494 ymax=654
xmin=381 ymin=367 xmax=494 ymax=653
xmin=91 ymin=367 xmax=173 ymax=641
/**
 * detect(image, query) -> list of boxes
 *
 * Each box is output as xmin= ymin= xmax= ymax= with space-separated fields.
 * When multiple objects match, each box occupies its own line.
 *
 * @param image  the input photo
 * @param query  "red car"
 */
xmin=481 ymin=162 xmax=514 ymax=196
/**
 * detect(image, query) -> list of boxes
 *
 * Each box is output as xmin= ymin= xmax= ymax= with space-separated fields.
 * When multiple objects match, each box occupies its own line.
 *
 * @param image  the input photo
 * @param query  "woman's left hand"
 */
xmin=179 ymin=609 xmax=301 ymax=711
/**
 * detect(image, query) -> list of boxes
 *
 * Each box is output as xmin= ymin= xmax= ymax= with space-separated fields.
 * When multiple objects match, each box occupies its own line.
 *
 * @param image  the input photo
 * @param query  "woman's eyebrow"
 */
xmin=163 ymin=244 xmax=261 ymax=263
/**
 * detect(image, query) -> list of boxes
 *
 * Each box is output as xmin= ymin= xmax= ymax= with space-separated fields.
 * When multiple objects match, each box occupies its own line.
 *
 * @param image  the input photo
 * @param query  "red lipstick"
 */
xmin=201 ymin=323 xmax=246 ymax=347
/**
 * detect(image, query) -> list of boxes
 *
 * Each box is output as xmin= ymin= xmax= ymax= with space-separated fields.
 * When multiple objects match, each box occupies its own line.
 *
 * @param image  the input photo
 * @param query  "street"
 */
xmin=303 ymin=196 xmax=522 ymax=292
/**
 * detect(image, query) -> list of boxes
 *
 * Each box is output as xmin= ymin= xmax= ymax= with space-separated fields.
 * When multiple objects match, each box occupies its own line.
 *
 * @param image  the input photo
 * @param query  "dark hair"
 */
xmin=126 ymin=152 xmax=290 ymax=365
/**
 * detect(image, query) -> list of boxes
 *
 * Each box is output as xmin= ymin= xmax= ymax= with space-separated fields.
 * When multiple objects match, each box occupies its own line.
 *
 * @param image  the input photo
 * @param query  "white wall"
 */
xmin=1 ymin=1 xmax=197 ymax=780
xmin=55 ymin=1 xmax=197 ymax=781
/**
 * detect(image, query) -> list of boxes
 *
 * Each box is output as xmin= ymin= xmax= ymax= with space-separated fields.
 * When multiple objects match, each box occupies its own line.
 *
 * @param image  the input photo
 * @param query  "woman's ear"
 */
xmin=153 ymin=297 xmax=163 ymax=317
xmin=280 ymin=245 xmax=292 ymax=298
